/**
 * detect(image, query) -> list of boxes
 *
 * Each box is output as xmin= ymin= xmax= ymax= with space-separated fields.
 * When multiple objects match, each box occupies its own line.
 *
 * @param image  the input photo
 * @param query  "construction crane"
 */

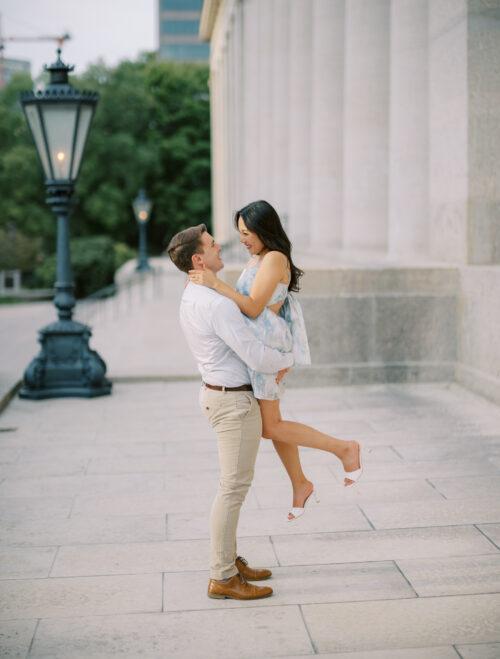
xmin=0 ymin=13 xmax=71 ymax=88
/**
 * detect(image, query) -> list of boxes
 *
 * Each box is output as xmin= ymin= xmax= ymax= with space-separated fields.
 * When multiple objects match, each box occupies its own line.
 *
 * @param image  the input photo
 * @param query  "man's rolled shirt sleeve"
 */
xmin=212 ymin=298 xmax=294 ymax=374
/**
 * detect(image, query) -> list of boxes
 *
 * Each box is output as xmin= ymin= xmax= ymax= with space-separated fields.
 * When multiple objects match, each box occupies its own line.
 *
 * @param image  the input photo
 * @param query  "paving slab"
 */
xmin=361 ymin=496 xmax=500 ymax=529
xmin=253 ymin=479 xmax=444 ymax=509
xmin=0 ymin=380 xmax=499 ymax=657
xmin=0 ymin=496 xmax=73 ymax=521
xmin=162 ymin=562 xmax=416 ymax=612
xmin=284 ymin=650 xmax=459 ymax=659
xmin=0 ymin=546 xmax=57 ymax=579
xmin=0 ymin=513 xmax=166 ymax=547
xmin=396 ymin=554 xmax=500 ymax=596
xmin=0 ymin=573 xmax=162 ymax=621
xmin=50 ymin=536 xmax=277 ymax=578
xmin=477 ymin=523 xmax=500 ymax=548
xmin=166 ymin=504 xmax=371 ymax=540
xmin=456 ymin=643 xmax=500 ymax=658
xmin=330 ymin=458 xmax=500 ymax=482
xmin=429 ymin=475 xmax=500 ymax=499
xmin=29 ymin=607 xmax=313 ymax=658
xmin=0 ymin=619 xmax=38 ymax=659
xmin=271 ymin=526 xmax=498 ymax=566
xmin=301 ymin=593 xmax=500 ymax=653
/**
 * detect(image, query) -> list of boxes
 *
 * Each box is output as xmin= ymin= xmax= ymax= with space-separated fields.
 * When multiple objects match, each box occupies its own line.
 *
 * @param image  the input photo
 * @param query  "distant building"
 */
xmin=158 ymin=0 xmax=209 ymax=62
xmin=0 ymin=57 xmax=31 ymax=88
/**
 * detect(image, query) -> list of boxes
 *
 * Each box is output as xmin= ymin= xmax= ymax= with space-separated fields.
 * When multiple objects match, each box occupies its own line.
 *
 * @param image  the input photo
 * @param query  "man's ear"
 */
xmin=191 ymin=253 xmax=203 ymax=269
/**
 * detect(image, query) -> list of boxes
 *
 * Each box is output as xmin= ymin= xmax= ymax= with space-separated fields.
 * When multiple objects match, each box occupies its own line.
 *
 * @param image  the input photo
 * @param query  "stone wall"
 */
xmin=224 ymin=266 xmax=458 ymax=387
xmin=456 ymin=267 xmax=500 ymax=404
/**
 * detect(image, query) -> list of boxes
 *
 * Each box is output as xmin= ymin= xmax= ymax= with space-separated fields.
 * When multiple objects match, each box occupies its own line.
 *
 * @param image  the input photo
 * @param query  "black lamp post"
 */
xmin=133 ymin=189 xmax=152 ymax=272
xmin=18 ymin=50 xmax=111 ymax=399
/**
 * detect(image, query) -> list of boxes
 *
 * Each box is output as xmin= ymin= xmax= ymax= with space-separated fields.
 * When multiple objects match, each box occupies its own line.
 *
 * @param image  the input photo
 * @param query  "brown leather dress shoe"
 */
xmin=207 ymin=573 xmax=273 ymax=600
xmin=235 ymin=555 xmax=272 ymax=581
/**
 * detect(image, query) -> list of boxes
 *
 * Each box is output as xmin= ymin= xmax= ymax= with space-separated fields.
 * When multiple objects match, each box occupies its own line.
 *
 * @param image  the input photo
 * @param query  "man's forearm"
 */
xmin=245 ymin=343 xmax=294 ymax=374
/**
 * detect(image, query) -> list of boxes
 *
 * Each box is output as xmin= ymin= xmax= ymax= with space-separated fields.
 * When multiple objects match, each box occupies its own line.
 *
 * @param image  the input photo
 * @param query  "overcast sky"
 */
xmin=0 ymin=0 xmax=157 ymax=78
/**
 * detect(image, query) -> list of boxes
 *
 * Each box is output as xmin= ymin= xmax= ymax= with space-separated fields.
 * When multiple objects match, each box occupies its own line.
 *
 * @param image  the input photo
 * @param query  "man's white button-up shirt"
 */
xmin=179 ymin=282 xmax=294 ymax=387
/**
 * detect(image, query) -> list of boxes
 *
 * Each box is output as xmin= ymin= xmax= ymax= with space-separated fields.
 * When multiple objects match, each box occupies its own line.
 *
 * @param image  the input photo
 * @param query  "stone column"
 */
xmin=257 ymin=0 xmax=274 ymax=203
xmin=241 ymin=0 xmax=260 ymax=204
xmin=388 ymin=0 xmax=429 ymax=259
xmin=209 ymin=61 xmax=224 ymax=241
xmin=270 ymin=0 xmax=290 ymax=227
xmin=428 ymin=0 xmax=468 ymax=263
xmin=466 ymin=0 xmax=500 ymax=264
xmin=226 ymin=17 xmax=238 ymax=224
xmin=342 ymin=0 xmax=390 ymax=253
xmin=220 ymin=49 xmax=230 ymax=243
xmin=310 ymin=0 xmax=345 ymax=249
xmin=232 ymin=0 xmax=244 ymax=212
xmin=288 ymin=0 xmax=313 ymax=248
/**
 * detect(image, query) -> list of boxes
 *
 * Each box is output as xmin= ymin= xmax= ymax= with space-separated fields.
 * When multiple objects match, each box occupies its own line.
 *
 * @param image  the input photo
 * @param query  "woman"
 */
xmin=188 ymin=200 xmax=365 ymax=520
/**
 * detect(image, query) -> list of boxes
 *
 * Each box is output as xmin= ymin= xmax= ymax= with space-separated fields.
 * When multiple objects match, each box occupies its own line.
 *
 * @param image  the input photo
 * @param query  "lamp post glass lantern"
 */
xmin=133 ymin=189 xmax=152 ymax=272
xmin=19 ymin=49 xmax=111 ymax=399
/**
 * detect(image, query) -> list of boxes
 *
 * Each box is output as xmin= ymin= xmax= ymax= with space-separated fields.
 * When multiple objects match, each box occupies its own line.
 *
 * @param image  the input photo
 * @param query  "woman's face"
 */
xmin=238 ymin=216 xmax=266 ymax=256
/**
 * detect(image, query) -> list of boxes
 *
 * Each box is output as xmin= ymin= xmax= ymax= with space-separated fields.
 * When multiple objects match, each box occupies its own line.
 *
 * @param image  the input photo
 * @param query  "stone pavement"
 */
xmin=1 ymin=379 xmax=500 ymax=658
xmin=0 ymin=260 xmax=197 ymax=407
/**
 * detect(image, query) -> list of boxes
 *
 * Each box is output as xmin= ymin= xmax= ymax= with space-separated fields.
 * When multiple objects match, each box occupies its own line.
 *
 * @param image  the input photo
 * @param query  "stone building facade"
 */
xmin=200 ymin=0 xmax=500 ymax=404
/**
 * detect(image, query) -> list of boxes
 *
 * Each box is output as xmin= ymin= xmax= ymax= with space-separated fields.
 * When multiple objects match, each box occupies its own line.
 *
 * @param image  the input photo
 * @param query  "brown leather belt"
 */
xmin=203 ymin=382 xmax=253 ymax=392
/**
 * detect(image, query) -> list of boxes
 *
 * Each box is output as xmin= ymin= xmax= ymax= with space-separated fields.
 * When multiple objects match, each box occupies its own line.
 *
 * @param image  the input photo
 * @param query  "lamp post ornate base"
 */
xmin=19 ymin=50 xmax=111 ymax=400
xmin=19 ymin=183 xmax=112 ymax=400
xmin=19 ymin=320 xmax=112 ymax=399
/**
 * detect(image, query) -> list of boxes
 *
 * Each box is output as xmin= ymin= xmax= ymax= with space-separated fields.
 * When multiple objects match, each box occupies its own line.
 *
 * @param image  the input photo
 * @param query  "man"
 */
xmin=167 ymin=224 xmax=293 ymax=600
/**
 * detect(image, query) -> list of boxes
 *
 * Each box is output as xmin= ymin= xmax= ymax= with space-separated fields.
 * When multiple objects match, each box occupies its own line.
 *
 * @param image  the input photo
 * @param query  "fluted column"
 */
xmin=257 ymin=0 xmax=274 ymax=203
xmin=233 ymin=0 xmax=244 ymax=212
xmin=310 ymin=0 xmax=345 ymax=249
xmin=288 ymin=0 xmax=313 ymax=247
xmin=241 ymin=0 xmax=260 ymax=204
xmin=220 ymin=49 xmax=230 ymax=242
xmin=342 ymin=0 xmax=390 ymax=253
xmin=388 ymin=0 xmax=429 ymax=258
xmin=226 ymin=20 xmax=235 ymax=223
xmin=209 ymin=61 xmax=224 ymax=241
xmin=270 ymin=0 xmax=290 ymax=226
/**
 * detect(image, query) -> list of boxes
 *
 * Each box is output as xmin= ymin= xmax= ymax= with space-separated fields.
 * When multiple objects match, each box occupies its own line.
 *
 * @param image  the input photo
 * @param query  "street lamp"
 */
xmin=132 ymin=189 xmax=152 ymax=272
xmin=18 ymin=49 xmax=111 ymax=399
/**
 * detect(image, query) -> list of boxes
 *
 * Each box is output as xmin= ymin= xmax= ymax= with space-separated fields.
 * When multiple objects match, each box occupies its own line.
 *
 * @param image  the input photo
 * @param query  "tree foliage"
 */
xmin=0 ymin=54 xmax=211 ymax=274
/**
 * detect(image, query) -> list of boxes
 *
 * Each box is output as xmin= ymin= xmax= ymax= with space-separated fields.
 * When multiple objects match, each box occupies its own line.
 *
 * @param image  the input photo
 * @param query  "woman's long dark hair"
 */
xmin=234 ymin=200 xmax=304 ymax=292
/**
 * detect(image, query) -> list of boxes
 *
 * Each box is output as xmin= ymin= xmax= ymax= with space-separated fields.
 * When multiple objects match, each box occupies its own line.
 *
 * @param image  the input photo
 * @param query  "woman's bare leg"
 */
xmin=271 ymin=439 xmax=314 ymax=517
xmin=259 ymin=399 xmax=361 ymax=486
xmin=258 ymin=401 xmax=314 ymax=518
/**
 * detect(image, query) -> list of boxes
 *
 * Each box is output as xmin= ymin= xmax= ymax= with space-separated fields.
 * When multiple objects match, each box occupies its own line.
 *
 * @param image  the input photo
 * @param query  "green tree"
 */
xmin=73 ymin=55 xmax=211 ymax=251
xmin=0 ymin=73 xmax=54 ymax=252
xmin=0 ymin=54 xmax=211 ymax=294
xmin=0 ymin=227 xmax=42 ymax=271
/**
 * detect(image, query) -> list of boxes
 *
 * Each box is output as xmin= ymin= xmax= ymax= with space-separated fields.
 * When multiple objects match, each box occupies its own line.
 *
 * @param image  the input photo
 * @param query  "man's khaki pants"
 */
xmin=200 ymin=386 xmax=262 ymax=580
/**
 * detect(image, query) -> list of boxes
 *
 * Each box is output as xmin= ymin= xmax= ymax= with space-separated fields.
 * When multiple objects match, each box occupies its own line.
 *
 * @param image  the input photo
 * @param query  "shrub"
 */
xmin=33 ymin=235 xmax=120 ymax=298
xmin=0 ymin=227 xmax=42 ymax=271
xmin=114 ymin=241 xmax=136 ymax=271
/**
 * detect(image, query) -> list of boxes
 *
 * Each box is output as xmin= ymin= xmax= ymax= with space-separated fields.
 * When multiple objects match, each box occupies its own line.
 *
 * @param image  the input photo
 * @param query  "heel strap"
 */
xmin=288 ymin=507 xmax=305 ymax=519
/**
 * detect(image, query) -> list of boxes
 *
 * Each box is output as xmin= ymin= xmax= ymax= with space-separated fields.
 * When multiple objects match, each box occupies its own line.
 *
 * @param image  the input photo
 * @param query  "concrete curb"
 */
xmin=0 ymin=375 xmax=201 ymax=416
xmin=0 ymin=379 xmax=22 ymax=416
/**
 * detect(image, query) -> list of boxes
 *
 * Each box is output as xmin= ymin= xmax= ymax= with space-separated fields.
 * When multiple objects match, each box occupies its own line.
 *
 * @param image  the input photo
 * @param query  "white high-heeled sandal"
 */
xmin=343 ymin=442 xmax=371 ymax=487
xmin=287 ymin=488 xmax=320 ymax=521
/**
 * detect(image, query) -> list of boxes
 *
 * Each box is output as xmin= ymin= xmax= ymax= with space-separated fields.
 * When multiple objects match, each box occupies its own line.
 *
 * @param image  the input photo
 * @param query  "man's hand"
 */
xmin=276 ymin=367 xmax=291 ymax=384
xmin=188 ymin=264 xmax=218 ymax=289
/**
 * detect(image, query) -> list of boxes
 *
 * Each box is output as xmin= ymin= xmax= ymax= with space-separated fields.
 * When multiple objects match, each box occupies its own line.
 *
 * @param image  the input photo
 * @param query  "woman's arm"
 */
xmin=188 ymin=251 xmax=287 ymax=318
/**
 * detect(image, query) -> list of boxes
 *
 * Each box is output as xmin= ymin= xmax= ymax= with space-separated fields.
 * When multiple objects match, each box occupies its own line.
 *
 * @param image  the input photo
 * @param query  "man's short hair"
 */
xmin=166 ymin=223 xmax=207 ymax=273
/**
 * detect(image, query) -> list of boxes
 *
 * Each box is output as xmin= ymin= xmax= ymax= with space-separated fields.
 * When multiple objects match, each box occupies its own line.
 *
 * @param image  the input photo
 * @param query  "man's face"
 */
xmin=194 ymin=232 xmax=223 ymax=272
